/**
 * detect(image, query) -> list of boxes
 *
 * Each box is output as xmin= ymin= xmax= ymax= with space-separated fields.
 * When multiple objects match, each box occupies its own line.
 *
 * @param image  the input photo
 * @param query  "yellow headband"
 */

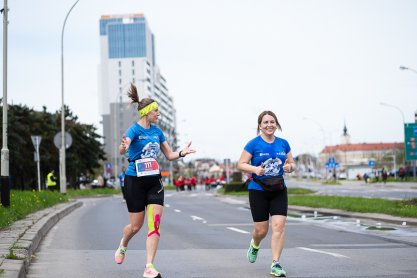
xmin=139 ymin=101 xmax=158 ymax=117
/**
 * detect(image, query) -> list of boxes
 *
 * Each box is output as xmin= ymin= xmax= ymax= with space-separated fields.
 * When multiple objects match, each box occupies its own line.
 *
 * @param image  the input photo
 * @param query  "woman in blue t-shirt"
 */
xmin=114 ymin=84 xmax=195 ymax=278
xmin=237 ymin=110 xmax=295 ymax=277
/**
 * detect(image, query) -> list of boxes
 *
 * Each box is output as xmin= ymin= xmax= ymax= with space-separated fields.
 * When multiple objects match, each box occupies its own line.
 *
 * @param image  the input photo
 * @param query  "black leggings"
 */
xmin=249 ymin=188 xmax=288 ymax=222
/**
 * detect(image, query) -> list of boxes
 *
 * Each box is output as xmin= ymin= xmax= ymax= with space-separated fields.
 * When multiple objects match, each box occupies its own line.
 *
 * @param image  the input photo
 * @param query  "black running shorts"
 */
xmin=124 ymin=174 xmax=164 ymax=213
xmin=249 ymin=188 xmax=288 ymax=222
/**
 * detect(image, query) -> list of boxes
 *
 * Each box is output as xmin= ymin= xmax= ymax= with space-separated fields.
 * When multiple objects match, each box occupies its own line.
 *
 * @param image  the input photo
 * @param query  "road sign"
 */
xmin=31 ymin=135 xmax=42 ymax=149
xmin=53 ymin=132 xmax=73 ymax=149
xmin=105 ymin=162 xmax=112 ymax=174
xmin=404 ymin=123 xmax=417 ymax=161
xmin=31 ymin=135 xmax=42 ymax=191
xmin=325 ymin=162 xmax=339 ymax=169
xmin=368 ymin=160 xmax=375 ymax=167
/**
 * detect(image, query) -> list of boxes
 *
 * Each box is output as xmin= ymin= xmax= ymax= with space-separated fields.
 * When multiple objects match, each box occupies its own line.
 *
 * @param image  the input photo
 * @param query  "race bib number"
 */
xmin=135 ymin=158 xmax=160 ymax=177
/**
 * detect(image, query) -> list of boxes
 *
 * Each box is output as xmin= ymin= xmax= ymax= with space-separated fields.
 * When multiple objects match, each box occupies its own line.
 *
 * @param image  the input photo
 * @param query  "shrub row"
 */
xmin=223 ymin=181 xmax=247 ymax=193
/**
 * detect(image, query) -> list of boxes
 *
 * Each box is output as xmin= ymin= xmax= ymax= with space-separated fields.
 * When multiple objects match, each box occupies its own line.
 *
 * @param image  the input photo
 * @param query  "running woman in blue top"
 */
xmin=237 ymin=111 xmax=295 ymax=277
xmin=114 ymin=84 xmax=196 ymax=278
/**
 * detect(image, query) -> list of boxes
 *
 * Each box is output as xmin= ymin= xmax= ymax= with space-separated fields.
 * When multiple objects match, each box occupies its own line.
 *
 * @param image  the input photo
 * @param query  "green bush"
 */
xmin=223 ymin=181 xmax=247 ymax=193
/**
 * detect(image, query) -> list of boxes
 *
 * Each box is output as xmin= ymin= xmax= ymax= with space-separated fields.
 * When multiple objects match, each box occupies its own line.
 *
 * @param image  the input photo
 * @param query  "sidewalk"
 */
xmin=0 ymin=201 xmax=82 ymax=278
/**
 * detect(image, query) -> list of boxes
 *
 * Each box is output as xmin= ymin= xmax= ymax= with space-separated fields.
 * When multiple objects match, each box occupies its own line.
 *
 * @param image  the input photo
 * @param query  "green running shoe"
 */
xmin=247 ymin=239 xmax=259 ymax=263
xmin=270 ymin=262 xmax=286 ymax=277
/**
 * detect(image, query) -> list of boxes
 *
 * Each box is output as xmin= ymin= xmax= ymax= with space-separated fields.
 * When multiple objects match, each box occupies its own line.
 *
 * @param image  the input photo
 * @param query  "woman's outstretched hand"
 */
xmin=181 ymin=141 xmax=196 ymax=156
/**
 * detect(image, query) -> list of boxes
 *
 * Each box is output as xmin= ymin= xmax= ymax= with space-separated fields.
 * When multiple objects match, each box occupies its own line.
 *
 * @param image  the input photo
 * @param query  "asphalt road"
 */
xmin=26 ymin=189 xmax=417 ymax=278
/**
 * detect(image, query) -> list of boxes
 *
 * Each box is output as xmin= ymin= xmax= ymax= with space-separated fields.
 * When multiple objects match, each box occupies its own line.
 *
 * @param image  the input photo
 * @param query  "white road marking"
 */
xmin=297 ymin=247 xmax=349 ymax=258
xmin=174 ymin=209 xmax=181 ymax=212
xmin=190 ymin=215 xmax=207 ymax=223
xmin=311 ymin=243 xmax=406 ymax=247
xmin=227 ymin=227 xmax=250 ymax=234
xmin=165 ymin=204 xmax=171 ymax=208
xmin=209 ymin=223 xmax=253 ymax=227
xmin=219 ymin=197 xmax=247 ymax=205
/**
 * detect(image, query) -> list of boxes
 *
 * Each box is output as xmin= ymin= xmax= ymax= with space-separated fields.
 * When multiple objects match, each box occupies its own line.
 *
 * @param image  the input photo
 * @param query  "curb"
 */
xmin=0 ymin=200 xmax=82 ymax=278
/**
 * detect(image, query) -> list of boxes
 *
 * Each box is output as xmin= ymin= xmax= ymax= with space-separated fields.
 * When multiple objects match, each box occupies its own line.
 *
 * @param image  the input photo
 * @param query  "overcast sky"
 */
xmin=1 ymin=0 xmax=417 ymax=162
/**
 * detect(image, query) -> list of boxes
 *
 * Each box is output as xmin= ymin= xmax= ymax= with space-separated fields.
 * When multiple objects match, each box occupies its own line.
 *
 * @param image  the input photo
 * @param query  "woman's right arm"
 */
xmin=237 ymin=150 xmax=265 ymax=176
xmin=119 ymin=134 xmax=131 ymax=155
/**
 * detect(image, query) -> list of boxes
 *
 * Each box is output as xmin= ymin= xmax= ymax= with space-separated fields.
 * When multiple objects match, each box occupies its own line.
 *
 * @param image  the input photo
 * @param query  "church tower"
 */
xmin=340 ymin=121 xmax=351 ymax=145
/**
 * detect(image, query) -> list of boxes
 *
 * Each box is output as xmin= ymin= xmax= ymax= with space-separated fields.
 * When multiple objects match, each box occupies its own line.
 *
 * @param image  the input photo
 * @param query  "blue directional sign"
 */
xmin=405 ymin=123 xmax=417 ymax=161
xmin=368 ymin=160 xmax=375 ymax=167
xmin=325 ymin=158 xmax=339 ymax=169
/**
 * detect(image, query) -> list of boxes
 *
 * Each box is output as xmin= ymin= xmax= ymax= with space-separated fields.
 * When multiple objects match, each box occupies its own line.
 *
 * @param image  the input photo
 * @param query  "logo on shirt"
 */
xmin=263 ymin=158 xmax=283 ymax=176
xmin=141 ymin=142 xmax=160 ymax=159
xmin=138 ymin=135 xmax=159 ymax=140
xmin=259 ymin=153 xmax=269 ymax=157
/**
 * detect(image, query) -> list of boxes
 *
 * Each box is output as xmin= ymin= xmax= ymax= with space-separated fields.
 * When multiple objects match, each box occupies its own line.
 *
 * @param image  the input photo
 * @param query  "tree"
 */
xmin=0 ymin=102 xmax=106 ymax=190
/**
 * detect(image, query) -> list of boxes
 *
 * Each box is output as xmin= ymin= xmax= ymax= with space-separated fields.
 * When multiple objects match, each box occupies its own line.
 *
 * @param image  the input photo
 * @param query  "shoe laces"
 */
xmin=272 ymin=262 xmax=283 ymax=270
xmin=251 ymin=246 xmax=259 ymax=255
xmin=118 ymin=246 xmax=126 ymax=255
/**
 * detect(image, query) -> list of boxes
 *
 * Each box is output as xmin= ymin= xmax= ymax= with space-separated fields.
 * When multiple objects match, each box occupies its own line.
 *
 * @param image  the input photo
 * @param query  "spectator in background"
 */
xmin=46 ymin=170 xmax=57 ymax=191
xmin=118 ymin=166 xmax=127 ymax=200
xmin=381 ymin=168 xmax=388 ymax=184
xmin=363 ymin=173 xmax=369 ymax=183
xmin=399 ymin=167 xmax=406 ymax=181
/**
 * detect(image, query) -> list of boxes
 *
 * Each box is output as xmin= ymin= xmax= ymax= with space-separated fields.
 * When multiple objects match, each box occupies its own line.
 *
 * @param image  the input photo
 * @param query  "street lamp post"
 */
xmin=302 ymin=117 xmax=326 ymax=153
xmin=302 ymin=117 xmax=328 ymax=178
xmin=399 ymin=65 xmax=417 ymax=179
xmin=60 ymin=0 xmax=80 ymax=194
xmin=0 ymin=0 xmax=9 ymax=207
xmin=380 ymin=102 xmax=405 ymax=178
xmin=380 ymin=102 xmax=405 ymax=123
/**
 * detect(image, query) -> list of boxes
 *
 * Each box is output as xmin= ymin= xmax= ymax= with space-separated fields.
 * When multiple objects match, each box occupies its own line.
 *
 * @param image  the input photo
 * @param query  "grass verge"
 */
xmin=0 ymin=190 xmax=68 ymax=229
xmin=221 ymin=188 xmax=417 ymax=218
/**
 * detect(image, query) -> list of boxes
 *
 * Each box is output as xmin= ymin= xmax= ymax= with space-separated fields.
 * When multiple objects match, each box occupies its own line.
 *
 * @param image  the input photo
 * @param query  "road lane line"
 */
xmin=227 ymin=227 xmax=250 ymax=234
xmin=297 ymin=247 xmax=349 ymax=258
xmin=174 ymin=209 xmax=181 ymax=212
xmin=209 ymin=223 xmax=252 ymax=226
xmin=311 ymin=243 xmax=406 ymax=247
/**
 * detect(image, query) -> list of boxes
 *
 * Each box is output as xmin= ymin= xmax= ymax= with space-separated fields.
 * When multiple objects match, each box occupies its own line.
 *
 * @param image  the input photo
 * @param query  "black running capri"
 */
xmin=124 ymin=174 xmax=164 ymax=213
xmin=249 ymin=188 xmax=288 ymax=222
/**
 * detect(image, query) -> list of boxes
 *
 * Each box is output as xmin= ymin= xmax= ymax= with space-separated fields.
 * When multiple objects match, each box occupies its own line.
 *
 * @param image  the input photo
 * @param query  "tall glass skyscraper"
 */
xmin=98 ymin=14 xmax=177 ymax=182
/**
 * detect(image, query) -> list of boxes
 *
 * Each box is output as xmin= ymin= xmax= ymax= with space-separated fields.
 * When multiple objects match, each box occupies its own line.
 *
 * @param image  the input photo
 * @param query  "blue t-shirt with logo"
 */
xmin=125 ymin=123 xmax=166 ymax=177
xmin=244 ymin=135 xmax=291 ymax=191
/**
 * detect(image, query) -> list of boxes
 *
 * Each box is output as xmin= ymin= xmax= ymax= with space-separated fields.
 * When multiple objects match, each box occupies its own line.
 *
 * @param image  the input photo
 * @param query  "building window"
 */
xmin=132 ymin=78 xmax=135 ymax=84
xmin=119 ymin=78 xmax=122 ymax=85
xmin=119 ymin=70 xmax=122 ymax=76
xmin=132 ymin=69 xmax=135 ymax=75
xmin=132 ymin=60 xmax=135 ymax=67
xmin=118 ymin=61 xmax=121 ymax=67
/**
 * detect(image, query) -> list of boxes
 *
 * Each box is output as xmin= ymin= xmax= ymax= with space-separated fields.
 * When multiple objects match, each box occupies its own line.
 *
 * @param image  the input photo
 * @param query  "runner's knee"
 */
xmin=147 ymin=205 xmax=161 ymax=237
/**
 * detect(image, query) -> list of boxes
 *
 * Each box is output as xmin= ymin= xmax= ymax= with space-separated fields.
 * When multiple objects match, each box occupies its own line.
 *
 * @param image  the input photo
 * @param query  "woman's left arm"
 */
xmin=283 ymin=151 xmax=296 ymax=173
xmin=160 ymin=141 xmax=196 ymax=161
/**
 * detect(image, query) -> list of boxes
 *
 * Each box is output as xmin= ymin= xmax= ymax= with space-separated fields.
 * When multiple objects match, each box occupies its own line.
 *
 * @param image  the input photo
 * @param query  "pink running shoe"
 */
xmin=143 ymin=264 xmax=162 ymax=278
xmin=114 ymin=239 xmax=127 ymax=264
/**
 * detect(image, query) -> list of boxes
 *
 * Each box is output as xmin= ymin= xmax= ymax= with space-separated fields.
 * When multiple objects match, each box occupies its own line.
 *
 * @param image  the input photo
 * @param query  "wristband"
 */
xmin=179 ymin=150 xmax=185 ymax=158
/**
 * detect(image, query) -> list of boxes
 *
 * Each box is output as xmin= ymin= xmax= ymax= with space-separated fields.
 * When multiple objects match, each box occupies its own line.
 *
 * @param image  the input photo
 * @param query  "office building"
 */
xmin=98 ymin=14 xmax=177 ymax=181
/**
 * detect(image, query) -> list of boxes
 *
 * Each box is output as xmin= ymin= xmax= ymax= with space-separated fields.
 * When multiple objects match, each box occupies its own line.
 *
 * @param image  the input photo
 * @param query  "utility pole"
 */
xmin=0 ymin=0 xmax=9 ymax=207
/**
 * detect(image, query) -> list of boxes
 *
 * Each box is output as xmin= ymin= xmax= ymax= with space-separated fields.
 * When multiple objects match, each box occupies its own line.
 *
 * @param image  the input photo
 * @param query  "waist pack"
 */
xmin=253 ymin=176 xmax=285 ymax=191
